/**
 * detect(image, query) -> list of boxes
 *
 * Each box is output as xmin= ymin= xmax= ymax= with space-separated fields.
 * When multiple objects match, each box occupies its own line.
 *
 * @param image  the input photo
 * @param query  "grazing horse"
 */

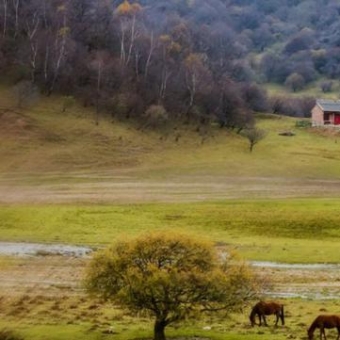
xmin=249 ymin=301 xmax=285 ymax=327
xmin=308 ymin=315 xmax=340 ymax=340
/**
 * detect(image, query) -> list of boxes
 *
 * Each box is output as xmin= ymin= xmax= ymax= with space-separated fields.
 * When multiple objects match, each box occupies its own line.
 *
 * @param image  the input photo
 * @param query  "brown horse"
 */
xmin=249 ymin=301 xmax=285 ymax=327
xmin=308 ymin=315 xmax=340 ymax=340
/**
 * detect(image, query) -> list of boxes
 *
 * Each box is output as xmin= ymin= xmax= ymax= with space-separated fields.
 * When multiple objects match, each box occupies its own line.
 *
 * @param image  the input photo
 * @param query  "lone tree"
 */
xmin=241 ymin=127 xmax=267 ymax=152
xmin=85 ymin=232 xmax=259 ymax=340
xmin=284 ymin=72 xmax=305 ymax=92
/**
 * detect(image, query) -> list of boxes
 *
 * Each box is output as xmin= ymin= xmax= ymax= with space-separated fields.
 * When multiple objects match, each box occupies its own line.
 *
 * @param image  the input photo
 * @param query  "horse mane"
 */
xmin=308 ymin=316 xmax=321 ymax=337
xmin=308 ymin=320 xmax=316 ymax=332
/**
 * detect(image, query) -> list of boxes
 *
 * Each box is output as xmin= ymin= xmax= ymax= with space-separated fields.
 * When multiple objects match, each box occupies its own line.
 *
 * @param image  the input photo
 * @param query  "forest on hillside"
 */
xmin=1 ymin=0 xmax=338 ymax=129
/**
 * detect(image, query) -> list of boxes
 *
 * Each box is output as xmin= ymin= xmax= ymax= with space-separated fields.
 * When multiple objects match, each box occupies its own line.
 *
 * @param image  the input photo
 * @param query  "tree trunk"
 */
xmin=3 ymin=0 xmax=8 ymax=37
xmin=154 ymin=319 xmax=167 ymax=340
xmin=13 ymin=0 xmax=19 ymax=38
xmin=249 ymin=142 xmax=254 ymax=152
xmin=144 ymin=31 xmax=154 ymax=79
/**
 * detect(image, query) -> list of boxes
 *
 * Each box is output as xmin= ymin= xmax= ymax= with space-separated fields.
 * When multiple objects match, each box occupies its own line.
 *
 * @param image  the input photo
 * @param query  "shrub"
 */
xmin=142 ymin=104 xmax=169 ymax=130
xmin=320 ymin=81 xmax=333 ymax=93
xmin=61 ymin=96 xmax=75 ymax=112
xmin=0 ymin=329 xmax=24 ymax=340
xmin=12 ymin=80 xmax=39 ymax=108
xmin=112 ymin=93 xmax=145 ymax=120
xmin=296 ymin=120 xmax=312 ymax=128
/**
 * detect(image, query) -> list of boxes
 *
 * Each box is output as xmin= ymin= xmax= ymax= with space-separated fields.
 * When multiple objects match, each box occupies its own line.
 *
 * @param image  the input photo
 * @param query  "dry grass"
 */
xmin=1 ymin=95 xmax=340 ymax=209
xmin=1 ymin=87 xmax=340 ymax=181
xmin=0 ymin=250 xmax=339 ymax=339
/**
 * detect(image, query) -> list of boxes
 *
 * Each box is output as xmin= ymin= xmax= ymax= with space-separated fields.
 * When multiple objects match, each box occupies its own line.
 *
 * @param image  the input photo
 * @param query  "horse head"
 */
xmin=249 ymin=309 xmax=256 ymax=326
xmin=307 ymin=319 xmax=317 ymax=340
xmin=307 ymin=328 xmax=314 ymax=340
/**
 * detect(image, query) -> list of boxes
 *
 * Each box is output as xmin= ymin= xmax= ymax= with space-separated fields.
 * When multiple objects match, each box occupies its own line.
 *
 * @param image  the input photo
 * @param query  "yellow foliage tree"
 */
xmin=115 ymin=0 xmax=143 ymax=65
xmin=85 ymin=232 xmax=259 ymax=340
xmin=115 ymin=0 xmax=132 ymax=15
xmin=116 ymin=0 xmax=142 ymax=16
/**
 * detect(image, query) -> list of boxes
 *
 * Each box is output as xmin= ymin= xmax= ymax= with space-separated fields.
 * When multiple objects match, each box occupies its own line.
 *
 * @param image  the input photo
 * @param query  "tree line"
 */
xmin=0 ymin=0 xmax=323 ymax=129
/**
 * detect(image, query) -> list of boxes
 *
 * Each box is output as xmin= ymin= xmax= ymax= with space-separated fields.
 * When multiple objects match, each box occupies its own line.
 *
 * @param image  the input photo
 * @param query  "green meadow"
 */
xmin=1 ymin=293 xmax=340 ymax=340
xmin=1 ymin=198 xmax=340 ymax=263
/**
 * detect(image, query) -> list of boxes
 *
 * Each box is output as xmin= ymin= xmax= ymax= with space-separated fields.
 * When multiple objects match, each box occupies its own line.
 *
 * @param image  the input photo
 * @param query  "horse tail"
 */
xmin=281 ymin=305 xmax=285 ymax=325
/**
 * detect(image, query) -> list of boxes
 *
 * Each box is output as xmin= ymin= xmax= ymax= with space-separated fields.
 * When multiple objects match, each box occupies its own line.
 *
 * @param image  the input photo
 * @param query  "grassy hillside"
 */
xmin=263 ymin=80 xmax=340 ymax=99
xmin=1 ymin=86 xmax=340 ymax=182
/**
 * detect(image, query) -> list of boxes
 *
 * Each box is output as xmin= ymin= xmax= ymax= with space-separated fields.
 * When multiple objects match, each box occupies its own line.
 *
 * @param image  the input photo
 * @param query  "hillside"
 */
xmin=2 ymin=0 xmax=340 ymax=133
xmin=1 ymin=89 xmax=340 ymax=203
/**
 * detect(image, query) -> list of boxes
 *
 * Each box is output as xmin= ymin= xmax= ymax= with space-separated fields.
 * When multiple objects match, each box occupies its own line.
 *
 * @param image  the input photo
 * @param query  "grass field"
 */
xmin=1 ymin=286 xmax=340 ymax=340
xmin=2 ymin=87 xmax=340 ymax=340
xmin=1 ymin=198 xmax=340 ymax=263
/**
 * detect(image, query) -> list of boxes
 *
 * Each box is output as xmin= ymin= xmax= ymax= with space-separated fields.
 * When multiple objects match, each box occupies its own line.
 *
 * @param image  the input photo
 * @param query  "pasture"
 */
xmin=1 ymin=199 xmax=340 ymax=263
xmin=1 ymin=89 xmax=340 ymax=339
xmin=1 ymin=265 xmax=340 ymax=340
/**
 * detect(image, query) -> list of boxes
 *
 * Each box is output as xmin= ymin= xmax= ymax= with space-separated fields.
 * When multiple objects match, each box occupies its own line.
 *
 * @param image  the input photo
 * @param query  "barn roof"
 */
xmin=317 ymin=99 xmax=340 ymax=112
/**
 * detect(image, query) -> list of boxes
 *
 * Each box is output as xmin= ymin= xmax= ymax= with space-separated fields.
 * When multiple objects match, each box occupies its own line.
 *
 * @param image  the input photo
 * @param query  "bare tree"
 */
xmin=48 ymin=4 xmax=68 ymax=95
xmin=12 ymin=0 xmax=20 ymax=38
xmin=158 ymin=35 xmax=178 ymax=102
xmin=25 ymin=11 xmax=40 ymax=83
xmin=285 ymin=72 xmax=305 ymax=92
xmin=320 ymin=81 xmax=333 ymax=93
xmin=241 ymin=127 xmax=267 ymax=152
xmin=144 ymin=30 xmax=154 ymax=79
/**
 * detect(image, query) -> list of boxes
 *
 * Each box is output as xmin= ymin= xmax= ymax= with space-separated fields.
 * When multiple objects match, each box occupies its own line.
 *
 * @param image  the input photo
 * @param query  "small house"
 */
xmin=311 ymin=99 xmax=340 ymax=127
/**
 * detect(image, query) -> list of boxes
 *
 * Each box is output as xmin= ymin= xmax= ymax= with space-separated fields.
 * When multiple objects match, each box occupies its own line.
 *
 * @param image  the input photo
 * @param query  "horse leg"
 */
xmin=263 ymin=315 xmax=268 ymax=326
xmin=279 ymin=305 xmax=284 ymax=325
xmin=274 ymin=313 xmax=279 ymax=327
xmin=321 ymin=328 xmax=326 ymax=340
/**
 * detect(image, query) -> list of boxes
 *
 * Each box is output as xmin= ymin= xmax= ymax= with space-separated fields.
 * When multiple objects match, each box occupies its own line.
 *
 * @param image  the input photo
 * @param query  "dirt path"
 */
xmin=1 ymin=175 xmax=340 ymax=203
xmin=0 ymin=256 xmax=86 ymax=297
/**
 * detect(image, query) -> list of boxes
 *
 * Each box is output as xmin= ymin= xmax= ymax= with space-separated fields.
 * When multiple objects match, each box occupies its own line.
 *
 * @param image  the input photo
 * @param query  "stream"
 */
xmin=0 ymin=242 xmax=339 ymax=300
xmin=0 ymin=241 xmax=92 ymax=257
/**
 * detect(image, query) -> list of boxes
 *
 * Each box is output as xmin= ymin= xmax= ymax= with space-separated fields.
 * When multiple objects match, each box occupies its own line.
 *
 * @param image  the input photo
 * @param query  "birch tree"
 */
xmin=48 ymin=3 xmax=69 ymax=94
xmin=12 ymin=0 xmax=19 ymax=38
xmin=25 ymin=11 xmax=40 ymax=83
xmin=2 ymin=0 xmax=8 ymax=37
xmin=115 ymin=0 xmax=142 ymax=66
